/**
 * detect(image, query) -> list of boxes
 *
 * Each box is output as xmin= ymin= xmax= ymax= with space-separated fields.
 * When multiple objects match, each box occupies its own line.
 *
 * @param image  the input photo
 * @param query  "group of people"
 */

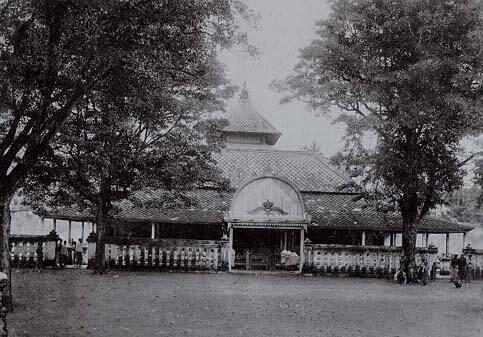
xmin=450 ymin=254 xmax=473 ymax=288
xmin=395 ymin=258 xmax=430 ymax=285
xmin=55 ymin=239 xmax=85 ymax=269
xmin=395 ymin=254 xmax=474 ymax=288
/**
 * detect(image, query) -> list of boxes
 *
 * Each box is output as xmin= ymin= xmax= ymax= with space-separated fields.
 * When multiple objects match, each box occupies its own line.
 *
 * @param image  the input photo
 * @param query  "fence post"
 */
xmin=166 ymin=249 xmax=170 ymax=268
xmin=122 ymin=246 xmax=126 ymax=267
xmin=0 ymin=272 xmax=8 ymax=336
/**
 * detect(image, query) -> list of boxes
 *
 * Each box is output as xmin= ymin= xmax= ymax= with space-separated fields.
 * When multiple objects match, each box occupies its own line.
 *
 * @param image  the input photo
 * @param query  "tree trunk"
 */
xmin=0 ymin=199 xmax=11 ymax=274
xmin=0 ymin=192 xmax=13 ymax=308
xmin=402 ymin=217 xmax=417 ymax=280
xmin=94 ymin=200 xmax=106 ymax=274
xmin=94 ymin=175 xmax=111 ymax=274
xmin=401 ymin=194 xmax=419 ymax=282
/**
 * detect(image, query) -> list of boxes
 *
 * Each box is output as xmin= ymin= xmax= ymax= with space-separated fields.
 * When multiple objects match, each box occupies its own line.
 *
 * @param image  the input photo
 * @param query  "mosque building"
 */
xmin=18 ymin=87 xmax=476 ymax=274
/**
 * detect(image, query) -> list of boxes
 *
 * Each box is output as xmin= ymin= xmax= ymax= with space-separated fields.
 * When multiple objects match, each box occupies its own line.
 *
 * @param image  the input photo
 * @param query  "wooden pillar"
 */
xmin=68 ymin=220 xmax=72 ymax=243
xmin=445 ymin=233 xmax=450 ymax=255
xmin=81 ymin=221 xmax=85 ymax=240
xmin=41 ymin=217 xmax=45 ymax=230
xmin=299 ymin=228 xmax=305 ymax=273
xmin=284 ymin=231 xmax=288 ymax=250
xmin=228 ymin=226 xmax=234 ymax=272
xmin=90 ymin=221 xmax=94 ymax=233
xmin=462 ymin=233 xmax=467 ymax=248
xmin=151 ymin=223 xmax=155 ymax=239
xmin=390 ymin=233 xmax=394 ymax=247
xmin=361 ymin=231 xmax=366 ymax=246
xmin=425 ymin=233 xmax=429 ymax=248
xmin=53 ymin=218 xmax=57 ymax=232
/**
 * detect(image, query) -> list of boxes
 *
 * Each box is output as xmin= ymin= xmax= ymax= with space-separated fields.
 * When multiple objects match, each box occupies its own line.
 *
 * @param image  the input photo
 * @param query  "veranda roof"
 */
xmin=44 ymin=189 xmax=473 ymax=234
xmin=302 ymin=193 xmax=474 ymax=234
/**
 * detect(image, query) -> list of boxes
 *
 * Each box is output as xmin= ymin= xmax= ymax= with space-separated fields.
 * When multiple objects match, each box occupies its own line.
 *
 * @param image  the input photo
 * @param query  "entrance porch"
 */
xmin=230 ymin=227 xmax=305 ymax=271
xmin=224 ymin=175 xmax=312 ymax=273
xmin=227 ymin=223 xmax=306 ymax=273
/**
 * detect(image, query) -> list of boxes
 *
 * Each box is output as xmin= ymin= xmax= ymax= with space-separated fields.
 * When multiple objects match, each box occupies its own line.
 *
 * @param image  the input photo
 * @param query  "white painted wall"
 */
xmin=11 ymin=211 xmax=87 ymax=243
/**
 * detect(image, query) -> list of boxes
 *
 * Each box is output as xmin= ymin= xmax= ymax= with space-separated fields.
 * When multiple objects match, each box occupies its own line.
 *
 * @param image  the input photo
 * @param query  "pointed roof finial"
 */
xmin=240 ymin=82 xmax=249 ymax=101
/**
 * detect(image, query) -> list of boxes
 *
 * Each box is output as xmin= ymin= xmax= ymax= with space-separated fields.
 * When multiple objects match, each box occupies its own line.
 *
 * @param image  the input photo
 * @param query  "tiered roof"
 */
xmin=43 ymin=85 xmax=474 ymax=234
xmin=222 ymin=86 xmax=281 ymax=145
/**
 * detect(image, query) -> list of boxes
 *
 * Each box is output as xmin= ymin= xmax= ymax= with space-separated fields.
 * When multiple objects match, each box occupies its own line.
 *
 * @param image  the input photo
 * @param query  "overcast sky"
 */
xmin=219 ymin=0 xmax=345 ymax=155
xmin=219 ymin=0 xmax=481 ymax=160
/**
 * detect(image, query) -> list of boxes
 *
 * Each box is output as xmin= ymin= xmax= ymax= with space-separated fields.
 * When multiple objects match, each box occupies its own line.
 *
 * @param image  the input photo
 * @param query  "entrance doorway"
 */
xmin=232 ymin=228 xmax=301 ymax=271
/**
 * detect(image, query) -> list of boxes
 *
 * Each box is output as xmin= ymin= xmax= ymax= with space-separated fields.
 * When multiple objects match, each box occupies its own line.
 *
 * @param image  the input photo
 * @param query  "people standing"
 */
xmin=430 ymin=261 xmax=437 ymax=281
xmin=421 ymin=258 xmax=429 ymax=285
xmin=35 ymin=242 xmax=44 ymax=271
xmin=458 ymin=254 xmax=466 ymax=283
xmin=60 ymin=241 xmax=68 ymax=269
xmin=75 ymin=239 xmax=84 ymax=267
xmin=465 ymin=256 xmax=473 ymax=283
xmin=450 ymin=254 xmax=458 ymax=282
xmin=55 ymin=240 xmax=61 ymax=269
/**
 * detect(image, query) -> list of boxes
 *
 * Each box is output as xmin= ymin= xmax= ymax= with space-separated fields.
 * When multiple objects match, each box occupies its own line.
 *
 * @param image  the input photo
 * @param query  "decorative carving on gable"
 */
xmin=247 ymin=200 xmax=289 ymax=216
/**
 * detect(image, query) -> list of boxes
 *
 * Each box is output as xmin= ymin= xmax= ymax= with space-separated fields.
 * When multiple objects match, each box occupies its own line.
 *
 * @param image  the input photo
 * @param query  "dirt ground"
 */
xmin=7 ymin=269 xmax=483 ymax=337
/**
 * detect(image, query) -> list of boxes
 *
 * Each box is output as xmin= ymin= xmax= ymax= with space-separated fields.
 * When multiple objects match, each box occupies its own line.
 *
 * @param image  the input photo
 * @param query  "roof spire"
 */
xmin=240 ymin=82 xmax=249 ymax=102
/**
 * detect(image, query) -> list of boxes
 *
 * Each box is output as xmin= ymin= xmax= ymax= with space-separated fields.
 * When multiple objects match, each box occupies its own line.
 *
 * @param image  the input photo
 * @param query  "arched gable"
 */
xmin=228 ymin=176 xmax=307 ymax=221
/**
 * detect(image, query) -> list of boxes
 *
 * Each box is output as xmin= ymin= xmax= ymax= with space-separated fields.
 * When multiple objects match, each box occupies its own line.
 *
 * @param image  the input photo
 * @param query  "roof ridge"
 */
xmin=223 ymin=146 xmax=326 ymax=155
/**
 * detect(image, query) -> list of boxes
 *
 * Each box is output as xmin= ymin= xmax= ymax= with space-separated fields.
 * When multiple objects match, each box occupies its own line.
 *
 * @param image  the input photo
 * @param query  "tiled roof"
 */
xmin=117 ymin=189 xmax=231 ymax=224
xmin=303 ymin=193 xmax=474 ymax=233
xmin=44 ymin=189 xmax=230 ymax=224
xmin=223 ymin=96 xmax=281 ymax=145
xmin=214 ymin=147 xmax=350 ymax=192
xmin=44 ymin=208 xmax=95 ymax=222
xmin=45 ymin=189 xmax=473 ymax=233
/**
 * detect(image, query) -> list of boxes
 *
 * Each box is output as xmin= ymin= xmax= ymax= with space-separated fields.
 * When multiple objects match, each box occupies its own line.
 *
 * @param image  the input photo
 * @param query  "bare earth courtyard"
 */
xmin=7 ymin=269 xmax=483 ymax=337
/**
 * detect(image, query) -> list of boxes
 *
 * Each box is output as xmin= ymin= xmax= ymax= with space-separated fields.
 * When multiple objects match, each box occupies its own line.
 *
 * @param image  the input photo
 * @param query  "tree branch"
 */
xmin=458 ymin=151 xmax=483 ymax=167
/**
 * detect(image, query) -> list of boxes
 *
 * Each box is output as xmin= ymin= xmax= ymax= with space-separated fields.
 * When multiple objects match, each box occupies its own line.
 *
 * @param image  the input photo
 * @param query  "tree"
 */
xmin=476 ymin=158 xmax=483 ymax=206
xmin=437 ymin=186 xmax=483 ymax=224
xmin=0 ymin=0 xmax=252 ymax=273
xmin=24 ymin=67 xmax=230 ymax=272
xmin=275 ymin=0 xmax=483 ymax=276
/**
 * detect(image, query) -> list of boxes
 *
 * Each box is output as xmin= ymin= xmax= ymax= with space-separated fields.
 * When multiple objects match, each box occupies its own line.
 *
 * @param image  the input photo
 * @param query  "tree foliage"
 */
xmin=475 ymin=158 xmax=483 ymax=205
xmin=23 ymin=61 xmax=231 ymax=271
xmin=0 ymin=0 xmax=253 ymax=272
xmin=438 ymin=186 xmax=483 ymax=224
xmin=275 ymin=0 xmax=483 ymax=271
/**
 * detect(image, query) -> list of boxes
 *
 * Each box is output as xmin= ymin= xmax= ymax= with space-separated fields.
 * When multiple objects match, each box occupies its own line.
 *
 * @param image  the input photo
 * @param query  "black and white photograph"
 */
xmin=0 ymin=0 xmax=483 ymax=336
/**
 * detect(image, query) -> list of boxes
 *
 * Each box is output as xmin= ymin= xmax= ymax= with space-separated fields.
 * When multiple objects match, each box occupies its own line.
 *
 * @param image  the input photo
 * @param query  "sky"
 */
xmin=219 ymin=0 xmax=482 ymax=160
xmin=219 ymin=0 xmax=345 ymax=156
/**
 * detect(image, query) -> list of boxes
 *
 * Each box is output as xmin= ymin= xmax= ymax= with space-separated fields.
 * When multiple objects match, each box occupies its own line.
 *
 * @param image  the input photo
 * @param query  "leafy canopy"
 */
xmin=18 ymin=0 xmax=254 ymax=217
xmin=0 ymin=0 xmax=252 ymax=200
xmin=275 ymin=0 xmax=483 ymax=224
